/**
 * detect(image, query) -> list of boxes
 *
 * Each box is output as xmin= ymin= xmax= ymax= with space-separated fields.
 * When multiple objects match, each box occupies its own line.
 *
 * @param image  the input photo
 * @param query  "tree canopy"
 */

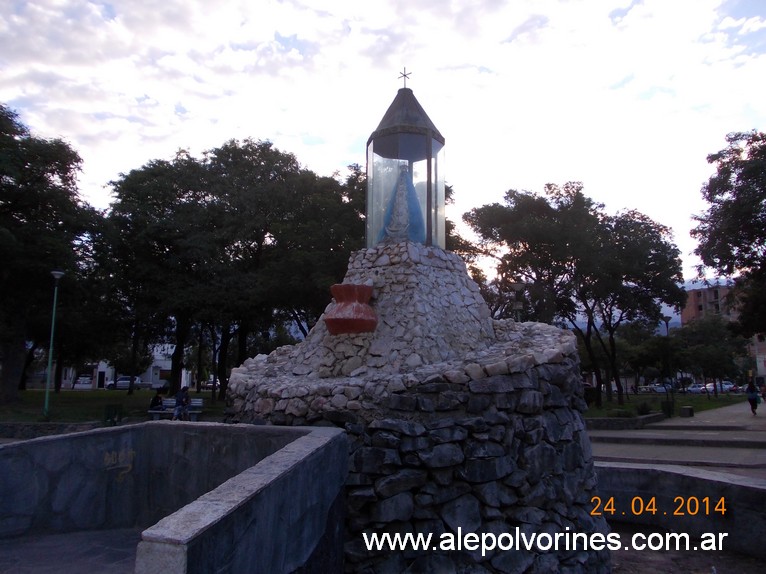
xmin=0 ymin=104 xmax=368 ymax=405
xmin=692 ymin=130 xmax=766 ymax=335
xmin=0 ymin=104 xmax=100 ymax=402
xmin=465 ymin=182 xmax=686 ymax=404
xmin=674 ymin=314 xmax=749 ymax=388
xmin=101 ymin=139 xmax=365 ymax=397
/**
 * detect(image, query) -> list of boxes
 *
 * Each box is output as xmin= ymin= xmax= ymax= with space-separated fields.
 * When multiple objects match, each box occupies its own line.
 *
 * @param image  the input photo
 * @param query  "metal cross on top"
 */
xmin=399 ymin=67 xmax=411 ymax=88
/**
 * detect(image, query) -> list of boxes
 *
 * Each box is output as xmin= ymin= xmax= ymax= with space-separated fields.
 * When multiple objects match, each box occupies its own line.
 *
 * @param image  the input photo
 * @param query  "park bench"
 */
xmin=148 ymin=397 xmax=204 ymax=421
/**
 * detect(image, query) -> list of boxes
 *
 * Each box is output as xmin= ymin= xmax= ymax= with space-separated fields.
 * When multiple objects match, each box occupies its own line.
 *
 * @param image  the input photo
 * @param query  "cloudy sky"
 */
xmin=2 ymin=0 xmax=765 ymax=280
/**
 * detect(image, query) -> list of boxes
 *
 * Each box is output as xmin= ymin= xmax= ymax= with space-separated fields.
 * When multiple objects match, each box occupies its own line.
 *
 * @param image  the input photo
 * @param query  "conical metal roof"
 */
xmin=368 ymin=88 xmax=445 ymax=145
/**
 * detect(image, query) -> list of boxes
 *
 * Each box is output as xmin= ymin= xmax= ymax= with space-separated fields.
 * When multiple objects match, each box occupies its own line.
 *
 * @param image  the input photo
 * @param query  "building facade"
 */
xmin=681 ymin=284 xmax=766 ymax=378
xmin=680 ymin=285 xmax=735 ymax=324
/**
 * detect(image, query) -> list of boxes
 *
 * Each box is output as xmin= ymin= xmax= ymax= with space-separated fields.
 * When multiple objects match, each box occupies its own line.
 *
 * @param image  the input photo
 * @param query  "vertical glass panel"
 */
xmin=367 ymin=149 xmax=403 ymax=248
xmin=434 ymin=142 xmax=446 ymax=249
xmin=366 ymin=142 xmax=377 ymax=247
xmin=367 ymin=133 xmax=443 ymax=249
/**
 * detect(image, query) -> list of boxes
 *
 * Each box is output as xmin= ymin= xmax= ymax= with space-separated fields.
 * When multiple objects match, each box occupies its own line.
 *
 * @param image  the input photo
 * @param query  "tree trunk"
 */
xmin=170 ymin=316 xmax=191 ymax=394
xmin=237 ymin=319 xmax=250 ymax=366
xmin=0 ymin=326 xmax=26 ymax=403
xmin=290 ymin=309 xmax=309 ymax=338
xmin=54 ymin=354 xmax=64 ymax=393
xmin=606 ymin=330 xmax=625 ymax=406
xmin=216 ymin=323 xmax=234 ymax=403
xmin=18 ymin=342 xmax=38 ymax=391
xmin=571 ymin=320 xmax=604 ymax=407
xmin=205 ymin=324 xmax=218 ymax=394
xmin=196 ymin=325 xmax=205 ymax=393
xmin=128 ymin=326 xmax=140 ymax=396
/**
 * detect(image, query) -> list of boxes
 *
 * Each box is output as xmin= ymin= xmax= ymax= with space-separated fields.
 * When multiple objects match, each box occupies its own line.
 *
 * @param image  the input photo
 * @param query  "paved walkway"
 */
xmin=591 ymin=400 xmax=766 ymax=573
xmin=0 ymin=528 xmax=141 ymax=574
xmin=590 ymin=399 xmax=766 ymax=480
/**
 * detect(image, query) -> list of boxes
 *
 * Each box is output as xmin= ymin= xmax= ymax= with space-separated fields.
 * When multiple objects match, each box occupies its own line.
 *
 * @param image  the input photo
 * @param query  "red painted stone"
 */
xmin=324 ymin=284 xmax=378 ymax=335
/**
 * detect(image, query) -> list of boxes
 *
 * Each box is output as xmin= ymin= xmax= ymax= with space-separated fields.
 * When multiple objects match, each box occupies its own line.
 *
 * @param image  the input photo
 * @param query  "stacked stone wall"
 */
xmin=228 ymin=322 xmax=611 ymax=573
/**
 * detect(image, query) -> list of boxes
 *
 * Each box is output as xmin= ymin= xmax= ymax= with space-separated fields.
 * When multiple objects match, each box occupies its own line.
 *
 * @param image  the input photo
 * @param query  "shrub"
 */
xmin=584 ymin=387 xmax=599 ymax=405
xmin=636 ymin=402 xmax=652 ymax=416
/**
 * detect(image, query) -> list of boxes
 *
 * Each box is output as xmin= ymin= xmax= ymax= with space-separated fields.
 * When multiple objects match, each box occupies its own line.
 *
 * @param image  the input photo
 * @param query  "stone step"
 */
xmin=593 ymin=443 xmax=766 ymax=470
xmin=588 ymin=433 xmax=766 ymax=449
xmin=647 ymin=424 xmax=746 ymax=431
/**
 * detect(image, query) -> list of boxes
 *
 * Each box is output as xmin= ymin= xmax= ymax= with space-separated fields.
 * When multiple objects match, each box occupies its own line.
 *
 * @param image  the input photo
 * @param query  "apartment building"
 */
xmin=681 ymin=284 xmax=766 ymax=378
xmin=681 ymin=285 xmax=735 ymax=324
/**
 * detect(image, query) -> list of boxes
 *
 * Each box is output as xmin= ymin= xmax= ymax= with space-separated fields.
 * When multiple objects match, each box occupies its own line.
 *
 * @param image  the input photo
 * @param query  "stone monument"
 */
xmin=227 ymin=84 xmax=610 ymax=573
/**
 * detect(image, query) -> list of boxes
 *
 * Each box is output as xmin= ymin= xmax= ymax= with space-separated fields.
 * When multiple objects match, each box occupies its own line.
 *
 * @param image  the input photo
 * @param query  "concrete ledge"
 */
xmin=596 ymin=462 xmax=766 ymax=558
xmin=0 ymin=421 xmax=102 ymax=439
xmin=135 ymin=426 xmax=347 ymax=574
xmin=586 ymin=413 xmax=665 ymax=430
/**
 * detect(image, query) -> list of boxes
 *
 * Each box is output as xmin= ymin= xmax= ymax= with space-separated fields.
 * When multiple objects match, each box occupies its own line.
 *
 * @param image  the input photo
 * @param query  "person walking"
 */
xmin=746 ymin=381 xmax=760 ymax=415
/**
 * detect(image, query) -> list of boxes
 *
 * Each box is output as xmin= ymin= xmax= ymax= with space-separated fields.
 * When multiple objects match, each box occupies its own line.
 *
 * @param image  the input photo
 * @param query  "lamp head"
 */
xmin=51 ymin=270 xmax=64 ymax=280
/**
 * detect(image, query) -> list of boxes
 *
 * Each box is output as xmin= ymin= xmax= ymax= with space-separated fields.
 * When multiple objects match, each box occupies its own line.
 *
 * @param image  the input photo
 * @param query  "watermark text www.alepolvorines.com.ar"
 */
xmin=362 ymin=527 xmax=729 ymax=557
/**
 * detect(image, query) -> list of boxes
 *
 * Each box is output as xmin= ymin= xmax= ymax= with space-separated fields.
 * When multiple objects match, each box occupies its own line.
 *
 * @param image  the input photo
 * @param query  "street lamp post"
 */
xmin=43 ymin=270 xmax=64 ymax=419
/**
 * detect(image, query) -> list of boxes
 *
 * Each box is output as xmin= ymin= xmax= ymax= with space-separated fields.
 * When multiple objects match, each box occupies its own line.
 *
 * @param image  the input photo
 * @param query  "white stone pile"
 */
xmin=260 ymin=241 xmax=494 ymax=380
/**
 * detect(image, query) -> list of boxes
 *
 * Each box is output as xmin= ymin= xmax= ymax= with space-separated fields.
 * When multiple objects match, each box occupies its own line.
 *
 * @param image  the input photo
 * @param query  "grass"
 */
xmin=1 ymin=388 xmax=747 ymax=424
xmin=0 ymin=389 xmax=228 ymax=424
xmin=584 ymin=392 xmax=746 ymax=418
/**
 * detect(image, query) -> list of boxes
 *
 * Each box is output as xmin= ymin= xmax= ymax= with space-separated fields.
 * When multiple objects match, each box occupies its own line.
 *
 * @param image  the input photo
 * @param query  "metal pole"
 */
xmin=43 ymin=271 xmax=64 ymax=419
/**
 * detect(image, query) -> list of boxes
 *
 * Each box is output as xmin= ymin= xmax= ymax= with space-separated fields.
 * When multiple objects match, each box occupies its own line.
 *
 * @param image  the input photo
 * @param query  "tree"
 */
xmin=614 ymin=320 xmax=661 ymax=393
xmin=103 ymin=140 xmax=366 ymax=399
xmin=584 ymin=210 xmax=686 ymax=403
xmin=464 ymin=183 xmax=604 ymax=395
xmin=465 ymin=183 xmax=598 ymax=324
xmin=259 ymin=168 xmax=365 ymax=337
xmin=692 ymin=131 xmax=766 ymax=335
xmin=200 ymin=138 xmax=304 ymax=376
xmin=675 ymin=314 xmax=749 ymax=393
xmin=104 ymin=155 xmax=206 ymax=394
xmin=465 ymin=182 xmax=686 ymax=405
xmin=200 ymin=142 xmax=363 ymax=397
xmin=0 ymin=104 xmax=96 ymax=403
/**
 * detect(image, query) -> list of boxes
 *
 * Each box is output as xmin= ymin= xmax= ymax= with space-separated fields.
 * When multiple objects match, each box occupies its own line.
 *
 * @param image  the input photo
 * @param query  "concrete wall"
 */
xmin=596 ymin=462 xmax=766 ymax=558
xmin=0 ymin=422 xmax=306 ymax=537
xmin=0 ymin=422 xmax=347 ymax=573
xmin=135 ymin=426 xmax=348 ymax=574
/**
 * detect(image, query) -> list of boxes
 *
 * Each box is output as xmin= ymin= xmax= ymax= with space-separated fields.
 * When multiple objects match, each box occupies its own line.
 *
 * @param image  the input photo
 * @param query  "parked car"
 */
xmin=685 ymin=383 xmax=705 ymax=394
xmin=651 ymin=383 xmax=673 ymax=393
xmin=107 ymin=376 xmax=143 ymax=390
xmin=704 ymin=381 xmax=735 ymax=393
xmin=73 ymin=375 xmax=92 ymax=389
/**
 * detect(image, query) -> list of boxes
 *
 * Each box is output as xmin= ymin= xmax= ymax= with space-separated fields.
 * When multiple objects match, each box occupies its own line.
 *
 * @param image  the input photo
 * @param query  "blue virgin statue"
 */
xmin=378 ymin=164 xmax=426 ymax=244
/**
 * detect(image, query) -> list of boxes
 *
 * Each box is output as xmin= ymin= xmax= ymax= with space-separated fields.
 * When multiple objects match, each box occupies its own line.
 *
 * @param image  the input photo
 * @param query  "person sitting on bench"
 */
xmin=149 ymin=389 xmax=165 ymax=411
xmin=172 ymin=386 xmax=190 ymax=421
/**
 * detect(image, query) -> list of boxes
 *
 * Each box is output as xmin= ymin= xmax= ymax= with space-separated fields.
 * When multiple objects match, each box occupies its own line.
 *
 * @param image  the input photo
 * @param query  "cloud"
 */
xmin=1 ymin=0 xmax=765 ymax=281
xmin=505 ymin=14 xmax=550 ymax=44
